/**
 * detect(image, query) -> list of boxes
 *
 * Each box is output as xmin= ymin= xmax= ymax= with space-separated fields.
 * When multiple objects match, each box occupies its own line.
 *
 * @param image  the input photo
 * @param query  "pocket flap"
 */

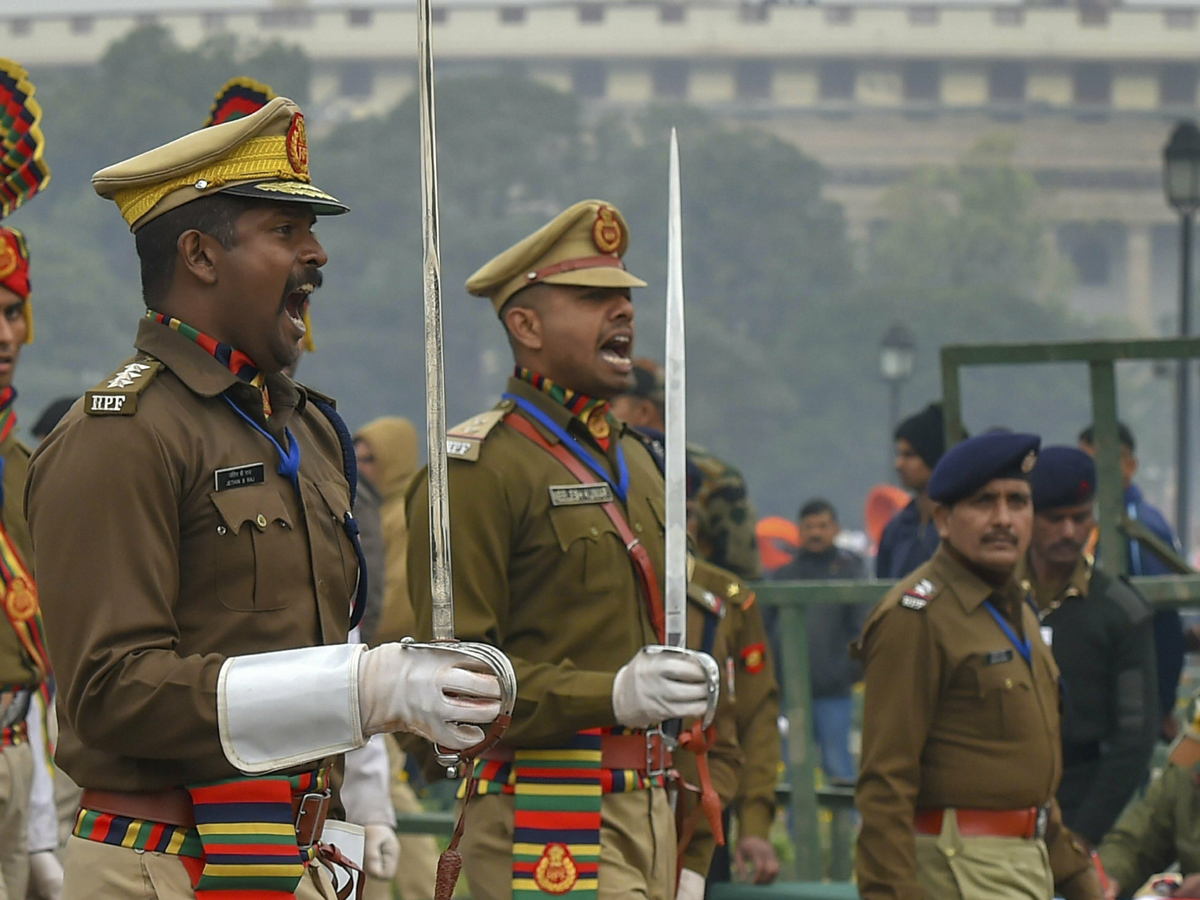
xmin=548 ymin=504 xmax=617 ymax=552
xmin=977 ymin=659 xmax=1031 ymax=695
xmin=315 ymin=480 xmax=352 ymax=522
xmin=210 ymin=485 xmax=293 ymax=535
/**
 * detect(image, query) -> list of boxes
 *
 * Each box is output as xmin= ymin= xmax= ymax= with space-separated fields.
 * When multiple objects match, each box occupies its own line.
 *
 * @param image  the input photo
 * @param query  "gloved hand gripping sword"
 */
xmin=401 ymin=1 xmax=518 ymax=894
xmin=653 ymin=130 xmax=723 ymax=860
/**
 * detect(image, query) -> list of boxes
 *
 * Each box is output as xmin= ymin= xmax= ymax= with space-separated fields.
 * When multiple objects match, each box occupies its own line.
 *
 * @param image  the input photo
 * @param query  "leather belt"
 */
xmin=80 ymin=786 xmax=332 ymax=850
xmin=483 ymin=733 xmax=674 ymax=773
xmin=914 ymin=806 xmax=1047 ymax=840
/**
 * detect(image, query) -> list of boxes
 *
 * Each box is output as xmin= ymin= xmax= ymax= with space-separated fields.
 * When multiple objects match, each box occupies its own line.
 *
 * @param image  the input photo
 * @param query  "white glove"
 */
xmin=676 ymin=867 xmax=705 ymax=900
xmin=363 ymin=824 xmax=400 ymax=880
xmin=28 ymin=850 xmax=63 ymax=900
xmin=358 ymin=643 xmax=502 ymax=749
xmin=611 ymin=647 xmax=716 ymax=729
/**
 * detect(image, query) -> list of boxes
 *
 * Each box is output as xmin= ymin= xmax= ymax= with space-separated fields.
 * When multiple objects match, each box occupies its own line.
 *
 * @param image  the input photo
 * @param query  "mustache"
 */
xmin=1047 ymin=538 xmax=1084 ymax=555
xmin=981 ymin=528 xmax=1019 ymax=546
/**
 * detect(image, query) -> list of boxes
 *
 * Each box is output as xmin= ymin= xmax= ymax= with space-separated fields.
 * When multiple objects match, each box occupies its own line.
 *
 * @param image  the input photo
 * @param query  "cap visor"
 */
xmin=219 ymin=180 xmax=349 ymax=215
xmin=542 ymin=267 xmax=647 ymax=290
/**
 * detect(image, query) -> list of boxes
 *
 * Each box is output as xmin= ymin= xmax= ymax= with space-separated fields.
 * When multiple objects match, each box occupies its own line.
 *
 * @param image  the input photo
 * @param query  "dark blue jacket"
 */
xmin=874 ymin=498 xmax=940 ymax=580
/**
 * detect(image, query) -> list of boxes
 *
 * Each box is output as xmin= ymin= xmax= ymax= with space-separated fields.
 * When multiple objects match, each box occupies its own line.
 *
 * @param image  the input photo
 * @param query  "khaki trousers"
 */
xmin=60 ymin=836 xmax=338 ymax=900
xmin=0 ymin=741 xmax=33 ymax=900
xmin=458 ymin=787 xmax=675 ymax=900
xmin=914 ymin=809 xmax=1054 ymax=900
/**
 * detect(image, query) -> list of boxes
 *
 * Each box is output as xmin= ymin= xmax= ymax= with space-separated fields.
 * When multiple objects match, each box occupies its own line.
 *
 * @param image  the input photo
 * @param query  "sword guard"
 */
xmin=642 ymin=644 xmax=721 ymax=729
xmin=399 ymin=638 xmax=518 ymax=776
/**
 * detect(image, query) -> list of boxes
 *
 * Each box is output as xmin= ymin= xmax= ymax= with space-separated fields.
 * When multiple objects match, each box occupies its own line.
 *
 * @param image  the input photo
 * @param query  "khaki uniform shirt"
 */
xmin=0 ymin=430 xmax=37 ymax=687
xmin=679 ymin=559 xmax=780 ymax=875
xmin=855 ymin=544 xmax=1091 ymax=900
xmin=1098 ymin=762 xmax=1200 ymax=893
xmin=25 ymin=318 xmax=357 ymax=791
xmin=407 ymin=377 xmax=664 ymax=746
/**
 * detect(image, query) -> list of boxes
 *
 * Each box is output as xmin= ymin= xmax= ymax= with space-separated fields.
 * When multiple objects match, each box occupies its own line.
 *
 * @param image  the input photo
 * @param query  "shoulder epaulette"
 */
xmin=446 ymin=400 xmax=513 ymax=462
xmin=625 ymin=426 xmax=665 ymax=473
xmin=688 ymin=554 xmax=750 ymax=618
xmin=84 ymin=355 xmax=163 ymax=416
xmin=896 ymin=576 xmax=940 ymax=612
xmin=1105 ymin=573 xmax=1153 ymax=625
xmin=299 ymin=383 xmax=338 ymax=410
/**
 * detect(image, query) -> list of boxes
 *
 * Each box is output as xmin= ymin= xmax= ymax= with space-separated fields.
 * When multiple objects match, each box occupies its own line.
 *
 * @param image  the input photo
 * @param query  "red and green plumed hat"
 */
xmin=0 ymin=57 xmax=50 ymax=342
xmin=203 ymin=77 xmax=315 ymax=352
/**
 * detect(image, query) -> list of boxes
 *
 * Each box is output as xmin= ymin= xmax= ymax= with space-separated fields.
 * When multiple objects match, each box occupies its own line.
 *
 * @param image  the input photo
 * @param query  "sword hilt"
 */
xmin=399 ymin=638 xmax=518 ymax=777
xmin=643 ymin=644 xmax=721 ymax=730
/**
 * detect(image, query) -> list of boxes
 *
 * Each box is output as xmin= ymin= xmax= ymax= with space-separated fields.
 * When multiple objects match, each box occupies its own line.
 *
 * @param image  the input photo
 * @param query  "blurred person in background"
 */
xmin=771 ymin=499 xmax=870 ymax=785
xmin=611 ymin=358 xmax=781 ymax=887
xmin=612 ymin=358 xmax=761 ymax=581
xmin=353 ymin=416 xmax=440 ymax=900
xmin=1079 ymin=423 xmax=1185 ymax=744
xmin=1021 ymin=446 xmax=1158 ymax=847
xmin=876 ymin=402 xmax=949 ymax=579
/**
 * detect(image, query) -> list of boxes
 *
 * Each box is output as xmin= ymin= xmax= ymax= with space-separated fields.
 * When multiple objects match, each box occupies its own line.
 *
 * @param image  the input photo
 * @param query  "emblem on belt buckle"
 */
xmin=294 ymin=789 xmax=330 ymax=850
xmin=644 ymin=726 xmax=677 ymax=778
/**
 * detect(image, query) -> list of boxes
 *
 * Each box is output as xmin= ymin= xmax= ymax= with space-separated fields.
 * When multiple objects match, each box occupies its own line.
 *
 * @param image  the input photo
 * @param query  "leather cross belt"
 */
xmin=914 ymin=806 xmax=1047 ymax=840
xmin=79 ymin=786 xmax=332 ymax=849
xmin=483 ymin=733 xmax=673 ymax=773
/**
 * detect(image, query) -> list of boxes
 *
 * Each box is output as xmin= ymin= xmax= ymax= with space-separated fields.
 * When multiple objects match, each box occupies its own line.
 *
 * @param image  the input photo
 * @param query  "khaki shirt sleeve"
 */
xmin=407 ymin=463 xmax=616 ymax=745
xmin=1097 ymin=765 xmax=1185 ymax=895
xmin=856 ymin=602 xmax=941 ymax=900
xmin=733 ymin=600 xmax=782 ymax=841
xmin=26 ymin=413 xmax=226 ymax=760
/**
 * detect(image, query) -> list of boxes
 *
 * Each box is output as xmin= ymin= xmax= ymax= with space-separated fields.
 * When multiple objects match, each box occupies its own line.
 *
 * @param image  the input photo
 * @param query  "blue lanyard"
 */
xmin=503 ymin=393 xmax=629 ymax=503
xmin=222 ymin=395 xmax=301 ymax=495
xmin=983 ymin=599 xmax=1032 ymax=668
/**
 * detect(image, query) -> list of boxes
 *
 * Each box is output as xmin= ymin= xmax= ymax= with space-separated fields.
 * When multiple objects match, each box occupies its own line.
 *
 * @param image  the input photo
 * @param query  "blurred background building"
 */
xmin=11 ymin=0 xmax=1200 ymax=329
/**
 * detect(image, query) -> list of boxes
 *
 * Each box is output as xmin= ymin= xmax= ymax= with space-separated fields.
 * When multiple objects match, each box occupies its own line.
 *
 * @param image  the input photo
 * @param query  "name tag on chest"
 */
xmin=214 ymin=463 xmax=266 ymax=492
xmin=548 ymin=483 xmax=613 ymax=507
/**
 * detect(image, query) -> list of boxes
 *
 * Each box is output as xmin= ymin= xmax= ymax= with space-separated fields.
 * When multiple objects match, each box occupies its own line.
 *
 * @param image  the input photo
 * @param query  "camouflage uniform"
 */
xmin=689 ymin=445 xmax=761 ymax=582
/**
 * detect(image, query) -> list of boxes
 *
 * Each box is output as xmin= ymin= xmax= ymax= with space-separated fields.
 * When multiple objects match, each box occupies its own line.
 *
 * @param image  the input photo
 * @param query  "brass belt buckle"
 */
xmin=294 ymin=789 xmax=330 ymax=851
xmin=644 ymin=727 xmax=676 ymax=778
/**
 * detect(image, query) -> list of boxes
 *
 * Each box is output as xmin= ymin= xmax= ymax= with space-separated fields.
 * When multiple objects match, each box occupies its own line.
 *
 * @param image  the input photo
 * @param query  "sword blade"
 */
xmin=664 ymin=128 xmax=687 ymax=650
xmin=418 ymin=0 xmax=454 ymax=642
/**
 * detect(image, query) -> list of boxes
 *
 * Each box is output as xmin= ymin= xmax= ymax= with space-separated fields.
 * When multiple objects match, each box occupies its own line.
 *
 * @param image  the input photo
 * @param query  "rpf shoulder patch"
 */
xmin=899 ymin=577 xmax=936 ymax=611
xmin=740 ymin=642 xmax=766 ymax=674
xmin=85 ymin=357 xmax=163 ymax=416
xmin=446 ymin=405 xmax=510 ymax=462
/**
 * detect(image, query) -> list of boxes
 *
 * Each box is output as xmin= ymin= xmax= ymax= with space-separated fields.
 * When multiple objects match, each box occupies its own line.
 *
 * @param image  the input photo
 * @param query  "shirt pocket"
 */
xmin=313 ymin=479 xmax=360 ymax=602
xmin=976 ymin=659 xmax=1035 ymax=737
xmin=547 ymin=503 xmax=628 ymax=598
xmin=209 ymin=485 xmax=295 ymax=612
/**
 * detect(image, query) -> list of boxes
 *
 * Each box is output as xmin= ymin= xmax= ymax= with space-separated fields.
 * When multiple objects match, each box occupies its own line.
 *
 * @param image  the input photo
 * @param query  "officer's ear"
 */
xmin=503 ymin=302 xmax=544 ymax=352
xmin=932 ymin=502 xmax=952 ymax=539
xmin=176 ymin=229 xmax=220 ymax=287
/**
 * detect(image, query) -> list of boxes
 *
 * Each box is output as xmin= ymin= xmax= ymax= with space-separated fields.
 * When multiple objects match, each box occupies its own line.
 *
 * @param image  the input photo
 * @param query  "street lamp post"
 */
xmin=1163 ymin=121 xmax=1200 ymax=553
xmin=880 ymin=322 xmax=916 ymax=478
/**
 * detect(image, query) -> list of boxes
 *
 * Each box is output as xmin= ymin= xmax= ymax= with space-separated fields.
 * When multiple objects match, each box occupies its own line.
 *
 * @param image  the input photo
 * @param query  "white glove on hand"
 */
xmin=28 ymin=850 xmax=63 ymax=900
xmin=675 ymin=868 xmax=705 ymax=900
xmin=612 ymin=647 xmax=715 ymax=729
xmin=363 ymin=824 xmax=400 ymax=881
xmin=358 ymin=643 xmax=502 ymax=749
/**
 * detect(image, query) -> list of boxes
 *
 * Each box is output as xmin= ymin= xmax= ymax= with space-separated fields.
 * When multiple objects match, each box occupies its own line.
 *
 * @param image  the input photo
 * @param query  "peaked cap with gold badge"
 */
xmin=92 ymin=96 xmax=347 ymax=233
xmin=466 ymin=199 xmax=647 ymax=314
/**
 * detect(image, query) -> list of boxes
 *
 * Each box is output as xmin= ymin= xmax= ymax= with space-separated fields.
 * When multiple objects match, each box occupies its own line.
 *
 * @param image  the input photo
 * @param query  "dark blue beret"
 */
xmin=928 ymin=431 xmax=1041 ymax=505
xmin=1029 ymin=445 xmax=1095 ymax=512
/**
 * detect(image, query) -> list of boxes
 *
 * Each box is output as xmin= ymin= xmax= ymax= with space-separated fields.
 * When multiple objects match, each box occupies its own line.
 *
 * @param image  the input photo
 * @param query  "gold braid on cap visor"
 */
xmin=112 ymin=135 xmax=309 ymax=228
